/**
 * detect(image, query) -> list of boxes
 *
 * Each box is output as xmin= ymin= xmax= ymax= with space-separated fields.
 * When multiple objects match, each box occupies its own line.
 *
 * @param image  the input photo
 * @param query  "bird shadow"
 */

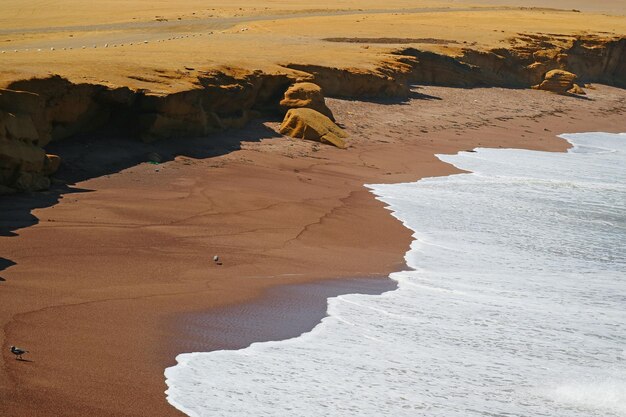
xmin=15 ymin=358 xmax=34 ymax=363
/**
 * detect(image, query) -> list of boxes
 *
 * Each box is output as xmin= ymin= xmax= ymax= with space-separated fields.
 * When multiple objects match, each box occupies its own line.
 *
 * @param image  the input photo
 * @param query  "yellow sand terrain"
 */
xmin=1 ymin=1 xmax=625 ymax=92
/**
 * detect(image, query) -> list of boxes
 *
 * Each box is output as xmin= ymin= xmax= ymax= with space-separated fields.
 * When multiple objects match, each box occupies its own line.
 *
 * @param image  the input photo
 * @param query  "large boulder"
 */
xmin=532 ymin=70 xmax=584 ymax=94
xmin=0 ymin=111 xmax=40 ymax=143
xmin=0 ymin=89 xmax=50 ymax=146
xmin=279 ymin=108 xmax=347 ymax=149
xmin=0 ymin=137 xmax=49 ymax=192
xmin=279 ymin=82 xmax=335 ymax=121
xmin=0 ymin=103 xmax=58 ymax=192
xmin=0 ymin=88 xmax=44 ymax=115
xmin=0 ymin=137 xmax=46 ymax=173
xmin=43 ymin=153 xmax=62 ymax=176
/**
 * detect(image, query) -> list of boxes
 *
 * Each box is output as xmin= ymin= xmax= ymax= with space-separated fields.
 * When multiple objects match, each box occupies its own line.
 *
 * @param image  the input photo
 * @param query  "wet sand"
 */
xmin=175 ymin=277 xmax=397 ymax=353
xmin=1 ymin=85 xmax=625 ymax=416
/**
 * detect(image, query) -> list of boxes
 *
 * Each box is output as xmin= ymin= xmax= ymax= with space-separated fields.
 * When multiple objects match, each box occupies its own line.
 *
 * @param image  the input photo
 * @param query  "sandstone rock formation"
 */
xmin=280 ymin=82 xmax=335 ymax=120
xmin=0 ymin=34 xmax=624 ymax=193
xmin=0 ymin=135 xmax=49 ymax=193
xmin=0 ymin=89 xmax=51 ymax=192
xmin=43 ymin=154 xmax=62 ymax=175
xmin=532 ymin=70 xmax=582 ymax=94
xmin=568 ymin=83 xmax=586 ymax=95
xmin=279 ymin=108 xmax=347 ymax=149
xmin=400 ymin=35 xmax=625 ymax=89
xmin=286 ymin=63 xmax=412 ymax=99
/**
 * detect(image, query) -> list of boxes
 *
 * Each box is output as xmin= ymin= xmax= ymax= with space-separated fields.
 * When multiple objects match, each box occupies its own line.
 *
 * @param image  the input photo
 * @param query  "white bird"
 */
xmin=213 ymin=255 xmax=219 ymax=263
xmin=10 ymin=346 xmax=28 ymax=360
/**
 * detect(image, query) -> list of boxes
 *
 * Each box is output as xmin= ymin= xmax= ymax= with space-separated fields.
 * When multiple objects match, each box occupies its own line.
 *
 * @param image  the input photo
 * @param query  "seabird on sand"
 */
xmin=10 ymin=346 xmax=28 ymax=360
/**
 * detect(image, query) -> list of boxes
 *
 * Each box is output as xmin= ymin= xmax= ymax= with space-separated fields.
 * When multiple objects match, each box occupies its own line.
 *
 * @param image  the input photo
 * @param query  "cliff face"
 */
xmin=0 ymin=72 xmax=291 ymax=192
xmin=401 ymin=35 xmax=626 ymax=88
xmin=0 ymin=35 xmax=624 ymax=193
xmin=566 ymin=37 xmax=626 ymax=88
xmin=285 ymin=61 xmax=413 ymax=99
xmin=135 ymin=72 xmax=292 ymax=142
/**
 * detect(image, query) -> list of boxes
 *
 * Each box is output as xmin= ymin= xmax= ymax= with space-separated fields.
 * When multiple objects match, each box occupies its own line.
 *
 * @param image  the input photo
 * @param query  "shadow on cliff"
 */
xmin=0 ymin=118 xmax=281 ymax=242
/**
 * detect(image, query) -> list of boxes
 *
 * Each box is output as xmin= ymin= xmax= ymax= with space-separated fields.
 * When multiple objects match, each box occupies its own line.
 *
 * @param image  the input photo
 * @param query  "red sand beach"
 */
xmin=1 ymin=85 xmax=625 ymax=416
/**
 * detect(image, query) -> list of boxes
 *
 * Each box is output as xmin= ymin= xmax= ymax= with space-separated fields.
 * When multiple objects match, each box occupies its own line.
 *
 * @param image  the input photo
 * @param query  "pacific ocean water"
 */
xmin=165 ymin=132 xmax=626 ymax=417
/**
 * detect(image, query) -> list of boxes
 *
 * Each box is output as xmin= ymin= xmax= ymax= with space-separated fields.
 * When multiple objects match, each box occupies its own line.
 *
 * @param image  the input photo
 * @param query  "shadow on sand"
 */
xmin=0 ymin=118 xmax=282 ymax=279
xmin=0 ymin=258 xmax=16 ymax=281
xmin=0 ymin=87 xmax=439 ymax=279
xmin=337 ymin=88 xmax=442 ymax=105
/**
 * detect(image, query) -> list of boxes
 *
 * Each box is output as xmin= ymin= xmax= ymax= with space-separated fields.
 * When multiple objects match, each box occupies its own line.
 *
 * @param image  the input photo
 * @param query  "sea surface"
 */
xmin=165 ymin=132 xmax=626 ymax=417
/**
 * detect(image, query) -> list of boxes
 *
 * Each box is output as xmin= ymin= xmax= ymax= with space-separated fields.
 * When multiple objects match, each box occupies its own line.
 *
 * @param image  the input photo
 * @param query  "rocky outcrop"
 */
xmin=565 ymin=37 xmax=626 ymax=88
xmin=43 ymin=153 xmax=61 ymax=175
xmin=568 ymin=83 xmax=586 ymax=95
xmin=0 ymin=89 xmax=52 ymax=192
xmin=0 ymin=76 xmax=126 ymax=191
xmin=280 ymin=82 xmax=334 ymax=120
xmin=0 ymin=136 xmax=47 ymax=193
xmin=398 ymin=35 xmax=625 ymax=89
xmin=0 ymin=72 xmax=293 ymax=190
xmin=6 ymin=76 xmax=116 ymax=145
xmin=532 ymin=70 xmax=583 ymax=94
xmin=0 ymin=64 xmax=405 ymax=191
xmin=285 ymin=62 xmax=412 ymax=98
xmin=279 ymin=108 xmax=347 ymax=149
xmin=137 ymin=71 xmax=292 ymax=142
xmin=0 ymin=34 xmax=624 ymax=192
xmin=0 ymin=137 xmax=60 ymax=193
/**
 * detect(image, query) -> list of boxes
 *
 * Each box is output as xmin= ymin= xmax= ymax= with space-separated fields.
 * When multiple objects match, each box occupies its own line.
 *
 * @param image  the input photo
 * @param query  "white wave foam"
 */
xmin=550 ymin=378 xmax=626 ymax=415
xmin=165 ymin=132 xmax=626 ymax=417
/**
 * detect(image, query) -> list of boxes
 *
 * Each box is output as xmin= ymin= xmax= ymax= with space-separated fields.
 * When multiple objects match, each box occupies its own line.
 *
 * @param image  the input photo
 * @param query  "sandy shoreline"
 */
xmin=1 ymin=85 xmax=625 ymax=416
xmin=173 ymin=277 xmax=397 ymax=353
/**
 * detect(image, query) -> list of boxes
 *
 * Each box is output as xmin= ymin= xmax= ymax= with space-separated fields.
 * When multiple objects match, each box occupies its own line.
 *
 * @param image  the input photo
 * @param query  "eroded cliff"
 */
xmin=401 ymin=34 xmax=626 ymax=88
xmin=0 ymin=34 xmax=624 ymax=193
